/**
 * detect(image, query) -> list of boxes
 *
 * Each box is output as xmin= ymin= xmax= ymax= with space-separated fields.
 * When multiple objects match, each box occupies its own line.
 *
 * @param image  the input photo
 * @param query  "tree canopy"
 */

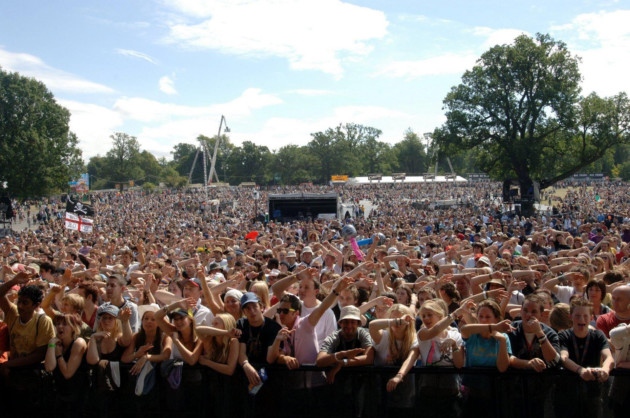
xmin=432 ymin=33 xmax=630 ymax=212
xmin=0 ymin=67 xmax=84 ymax=198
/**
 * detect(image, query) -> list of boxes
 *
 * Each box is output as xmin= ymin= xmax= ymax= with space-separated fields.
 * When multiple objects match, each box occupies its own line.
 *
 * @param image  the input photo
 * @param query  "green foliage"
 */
xmin=392 ymin=129 xmax=428 ymax=174
xmin=433 ymin=33 xmax=630 ymax=195
xmin=618 ymin=162 xmax=630 ymax=181
xmin=308 ymin=123 xmax=385 ymax=182
xmin=227 ymin=141 xmax=272 ymax=184
xmin=0 ymin=67 xmax=84 ymax=198
xmin=142 ymin=182 xmax=156 ymax=192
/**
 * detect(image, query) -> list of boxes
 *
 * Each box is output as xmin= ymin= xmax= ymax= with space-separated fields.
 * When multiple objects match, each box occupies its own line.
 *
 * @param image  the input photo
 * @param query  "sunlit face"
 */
xmin=416 ymin=292 xmax=432 ymax=306
xmin=224 ymin=296 xmax=241 ymax=317
xmin=172 ymin=314 xmax=191 ymax=331
xmin=298 ymin=279 xmax=317 ymax=301
xmin=339 ymin=319 xmax=359 ymax=340
xmin=420 ymin=308 xmax=442 ymax=329
xmin=55 ymin=321 xmax=73 ymax=339
xmin=571 ymin=273 xmax=586 ymax=287
xmin=60 ymin=301 xmax=75 ymax=314
xmin=99 ymin=313 xmax=117 ymax=330
xmin=454 ymin=278 xmax=469 ymax=295
xmin=338 ymin=290 xmax=357 ymax=308
xmin=301 ymin=252 xmax=313 ymax=263
xmin=520 ymin=301 xmax=542 ymax=331
xmin=211 ymin=316 xmax=225 ymax=330
xmin=142 ymin=311 xmax=157 ymax=330
xmin=182 ymin=283 xmax=200 ymax=299
xmin=242 ymin=302 xmax=262 ymax=322
xmin=105 ymin=279 xmax=122 ymax=299
xmin=392 ymin=285 xmax=409 ymax=302
xmin=571 ymin=306 xmax=591 ymax=332
xmin=477 ymin=306 xmax=498 ymax=325
xmin=612 ymin=289 xmax=630 ymax=313
xmin=587 ymin=286 xmax=602 ymax=303
xmin=277 ymin=302 xmax=298 ymax=327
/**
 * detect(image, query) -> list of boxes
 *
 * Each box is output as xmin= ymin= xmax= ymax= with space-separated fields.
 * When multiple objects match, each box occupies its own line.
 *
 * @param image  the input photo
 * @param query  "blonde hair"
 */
xmin=250 ymin=281 xmax=271 ymax=311
xmin=208 ymin=313 xmax=236 ymax=364
xmin=61 ymin=293 xmax=85 ymax=314
xmin=386 ymin=304 xmax=416 ymax=365
xmin=419 ymin=299 xmax=449 ymax=319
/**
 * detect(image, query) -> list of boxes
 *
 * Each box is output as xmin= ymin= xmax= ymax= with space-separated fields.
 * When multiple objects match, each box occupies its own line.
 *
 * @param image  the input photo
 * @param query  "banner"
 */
xmin=331 ymin=175 xmax=349 ymax=182
xmin=65 ymin=212 xmax=93 ymax=233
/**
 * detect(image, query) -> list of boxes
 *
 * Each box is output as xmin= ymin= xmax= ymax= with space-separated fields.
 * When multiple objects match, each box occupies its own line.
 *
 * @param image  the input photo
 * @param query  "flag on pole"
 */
xmin=66 ymin=197 xmax=94 ymax=216
xmin=65 ymin=212 xmax=93 ymax=233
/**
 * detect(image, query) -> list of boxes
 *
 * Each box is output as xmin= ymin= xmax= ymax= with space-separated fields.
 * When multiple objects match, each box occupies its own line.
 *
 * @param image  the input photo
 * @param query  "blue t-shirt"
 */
xmin=464 ymin=333 xmax=512 ymax=368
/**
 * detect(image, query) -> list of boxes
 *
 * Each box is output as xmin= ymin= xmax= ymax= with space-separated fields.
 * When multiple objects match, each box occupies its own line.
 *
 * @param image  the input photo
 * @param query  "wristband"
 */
xmin=537 ymin=335 xmax=547 ymax=343
xmin=242 ymin=360 xmax=249 ymax=367
xmin=48 ymin=343 xmax=56 ymax=348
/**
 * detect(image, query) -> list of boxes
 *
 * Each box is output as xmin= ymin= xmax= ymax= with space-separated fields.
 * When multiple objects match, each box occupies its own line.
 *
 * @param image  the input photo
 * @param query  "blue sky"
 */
xmin=1 ymin=0 xmax=629 ymax=161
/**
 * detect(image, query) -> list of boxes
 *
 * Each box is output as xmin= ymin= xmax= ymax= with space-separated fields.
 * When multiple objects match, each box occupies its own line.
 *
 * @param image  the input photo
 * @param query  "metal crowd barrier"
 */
xmin=3 ymin=363 xmax=629 ymax=418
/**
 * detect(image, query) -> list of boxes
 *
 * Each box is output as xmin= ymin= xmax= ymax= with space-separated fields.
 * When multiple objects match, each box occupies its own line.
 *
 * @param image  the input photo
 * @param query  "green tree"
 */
xmin=227 ymin=141 xmax=272 ymax=184
xmin=359 ymin=137 xmax=396 ymax=174
xmin=274 ymin=145 xmax=317 ymax=184
xmin=161 ymin=166 xmax=188 ymax=188
xmin=104 ymin=132 xmax=142 ymax=189
xmin=0 ymin=67 xmax=84 ymax=198
xmin=392 ymin=129 xmax=428 ymax=174
xmin=308 ymin=123 xmax=381 ymax=182
xmin=433 ymin=33 xmax=630 ymax=214
xmin=136 ymin=150 xmax=161 ymax=185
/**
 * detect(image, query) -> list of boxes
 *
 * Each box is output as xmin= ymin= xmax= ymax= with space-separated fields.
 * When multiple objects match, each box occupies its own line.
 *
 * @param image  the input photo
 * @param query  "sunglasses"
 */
xmin=277 ymin=308 xmax=296 ymax=314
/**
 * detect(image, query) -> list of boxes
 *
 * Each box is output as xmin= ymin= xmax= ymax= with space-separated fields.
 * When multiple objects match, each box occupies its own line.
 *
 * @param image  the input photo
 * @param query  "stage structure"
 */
xmin=268 ymin=193 xmax=339 ymax=222
xmin=187 ymin=115 xmax=230 ymax=196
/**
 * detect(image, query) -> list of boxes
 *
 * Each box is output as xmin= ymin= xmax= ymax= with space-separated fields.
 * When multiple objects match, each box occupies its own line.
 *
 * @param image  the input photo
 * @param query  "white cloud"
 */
xmin=0 ymin=47 xmax=115 ymax=94
xmin=159 ymin=75 xmax=178 ymax=95
xmin=551 ymin=10 xmax=630 ymax=96
xmin=471 ymin=27 xmax=529 ymax=49
xmin=116 ymin=48 xmax=157 ymax=64
xmin=113 ymin=88 xmax=282 ymax=123
xmin=377 ymin=53 xmax=478 ymax=79
xmin=58 ymin=99 xmax=124 ymax=158
xmin=162 ymin=0 xmax=389 ymax=77
xmin=289 ymin=89 xmax=334 ymax=97
xmin=227 ymin=105 xmax=417 ymax=152
xmin=376 ymin=27 xmax=527 ymax=80
xmin=102 ymin=88 xmax=283 ymax=158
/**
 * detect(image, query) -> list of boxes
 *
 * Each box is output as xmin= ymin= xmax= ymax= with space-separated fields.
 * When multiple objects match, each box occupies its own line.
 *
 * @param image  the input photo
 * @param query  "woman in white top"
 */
xmin=416 ymin=299 xmax=465 ymax=418
xmin=369 ymin=304 xmax=419 ymax=412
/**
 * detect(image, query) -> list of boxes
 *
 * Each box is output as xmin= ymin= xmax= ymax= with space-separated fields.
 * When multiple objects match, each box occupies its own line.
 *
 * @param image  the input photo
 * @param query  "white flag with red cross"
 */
xmin=65 ymin=212 xmax=93 ymax=233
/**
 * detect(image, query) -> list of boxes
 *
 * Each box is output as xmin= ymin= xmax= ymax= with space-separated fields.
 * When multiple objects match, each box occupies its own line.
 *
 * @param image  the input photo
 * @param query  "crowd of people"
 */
xmin=1 ymin=179 xmax=630 ymax=418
